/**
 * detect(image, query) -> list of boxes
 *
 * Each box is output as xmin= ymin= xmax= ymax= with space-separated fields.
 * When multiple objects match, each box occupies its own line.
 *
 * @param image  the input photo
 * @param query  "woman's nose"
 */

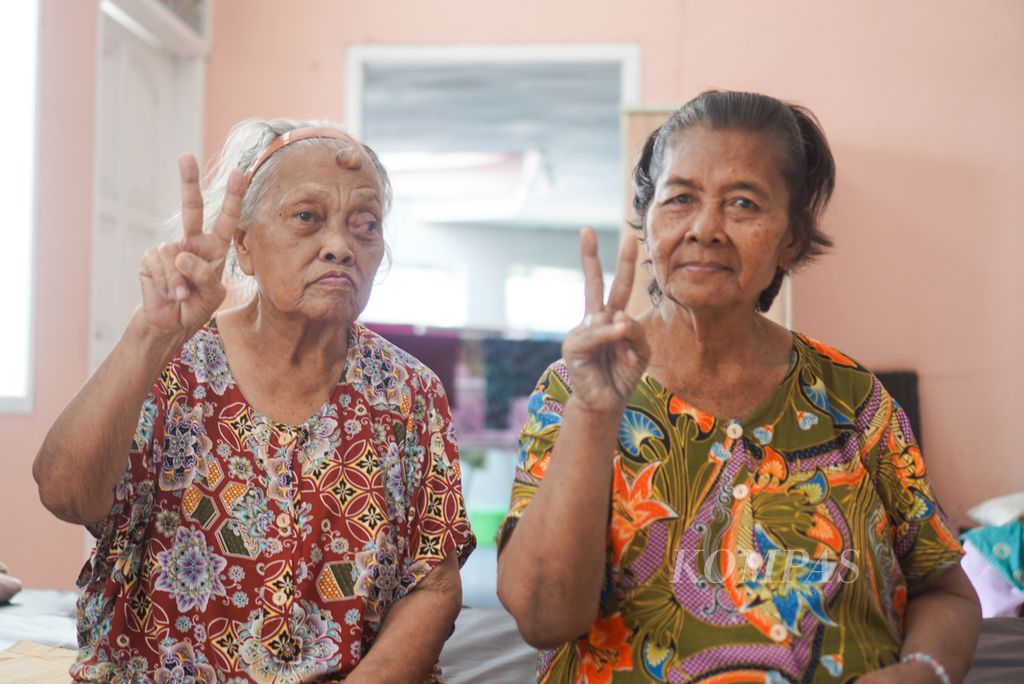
xmin=320 ymin=223 xmax=356 ymax=264
xmin=685 ymin=205 xmax=725 ymax=244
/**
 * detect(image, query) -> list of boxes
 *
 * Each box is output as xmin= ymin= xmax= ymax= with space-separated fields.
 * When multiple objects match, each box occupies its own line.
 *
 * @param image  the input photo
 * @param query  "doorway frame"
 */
xmin=344 ymin=43 xmax=642 ymax=139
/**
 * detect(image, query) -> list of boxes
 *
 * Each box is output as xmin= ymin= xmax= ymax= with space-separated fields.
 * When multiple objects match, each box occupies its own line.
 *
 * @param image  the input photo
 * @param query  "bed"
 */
xmin=1 ymin=589 xmax=1020 ymax=682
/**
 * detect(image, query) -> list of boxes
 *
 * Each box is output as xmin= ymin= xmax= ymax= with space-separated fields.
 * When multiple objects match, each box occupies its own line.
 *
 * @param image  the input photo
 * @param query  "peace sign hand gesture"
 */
xmin=563 ymin=228 xmax=651 ymax=415
xmin=138 ymin=155 xmax=247 ymax=337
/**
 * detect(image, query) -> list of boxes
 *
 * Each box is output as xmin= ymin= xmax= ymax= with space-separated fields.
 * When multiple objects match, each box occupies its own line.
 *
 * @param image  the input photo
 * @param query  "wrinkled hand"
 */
xmin=855 ymin=661 xmax=936 ymax=684
xmin=562 ymin=228 xmax=650 ymax=414
xmin=138 ymin=155 xmax=247 ymax=336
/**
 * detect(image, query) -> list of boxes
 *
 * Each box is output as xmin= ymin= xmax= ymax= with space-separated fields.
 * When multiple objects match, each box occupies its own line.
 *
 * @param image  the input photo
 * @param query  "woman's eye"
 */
xmin=297 ymin=210 xmax=316 ymax=222
xmin=672 ymin=194 xmax=693 ymax=205
xmin=732 ymin=197 xmax=757 ymax=210
xmin=351 ymin=215 xmax=380 ymax=236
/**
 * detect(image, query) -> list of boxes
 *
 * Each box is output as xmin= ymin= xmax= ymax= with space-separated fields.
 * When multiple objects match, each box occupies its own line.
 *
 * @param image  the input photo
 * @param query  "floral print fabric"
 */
xmin=498 ymin=333 xmax=962 ymax=683
xmin=73 ymin=322 xmax=475 ymax=682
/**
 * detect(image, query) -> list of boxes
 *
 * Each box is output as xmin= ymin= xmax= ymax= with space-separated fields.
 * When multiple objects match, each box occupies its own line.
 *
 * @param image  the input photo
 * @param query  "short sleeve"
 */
xmin=78 ymin=372 xmax=167 ymax=589
xmin=405 ymin=374 xmax=476 ymax=587
xmin=494 ymin=361 xmax=572 ymax=552
xmin=866 ymin=389 xmax=964 ymax=593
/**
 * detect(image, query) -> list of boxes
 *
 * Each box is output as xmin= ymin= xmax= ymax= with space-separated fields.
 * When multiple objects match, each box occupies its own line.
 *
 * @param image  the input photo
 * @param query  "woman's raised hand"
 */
xmin=562 ymin=228 xmax=651 ymax=414
xmin=138 ymin=155 xmax=247 ymax=336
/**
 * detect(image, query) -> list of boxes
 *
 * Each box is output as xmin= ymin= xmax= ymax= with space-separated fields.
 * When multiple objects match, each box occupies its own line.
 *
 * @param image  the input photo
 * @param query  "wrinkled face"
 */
xmin=235 ymin=144 xmax=385 ymax=324
xmin=645 ymin=124 xmax=798 ymax=313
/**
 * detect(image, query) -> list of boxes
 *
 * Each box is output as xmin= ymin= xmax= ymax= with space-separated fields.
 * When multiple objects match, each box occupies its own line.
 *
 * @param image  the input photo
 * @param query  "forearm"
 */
xmin=33 ymin=308 xmax=186 ymax=524
xmin=497 ymin=398 xmax=622 ymax=647
xmin=345 ymin=554 xmax=461 ymax=683
xmin=899 ymin=566 xmax=981 ymax=683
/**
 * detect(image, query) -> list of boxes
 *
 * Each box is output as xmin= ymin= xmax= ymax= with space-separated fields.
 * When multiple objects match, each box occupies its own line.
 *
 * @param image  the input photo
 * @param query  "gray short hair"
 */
xmin=166 ymin=117 xmax=393 ymax=284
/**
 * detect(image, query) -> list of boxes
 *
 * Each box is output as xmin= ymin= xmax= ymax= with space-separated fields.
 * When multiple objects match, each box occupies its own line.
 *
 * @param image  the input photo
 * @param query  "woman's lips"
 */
xmin=679 ymin=261 xmax=730 ymax=273
xmin=313 ymin=272 xmax=355 ymax=288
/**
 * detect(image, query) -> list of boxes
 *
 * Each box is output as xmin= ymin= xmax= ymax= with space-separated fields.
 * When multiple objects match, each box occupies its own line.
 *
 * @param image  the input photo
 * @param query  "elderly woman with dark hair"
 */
xmin=34 ymin=119 xmax=474 ymax=682
xmin=497 ymin=91 xmax=980 ymax=683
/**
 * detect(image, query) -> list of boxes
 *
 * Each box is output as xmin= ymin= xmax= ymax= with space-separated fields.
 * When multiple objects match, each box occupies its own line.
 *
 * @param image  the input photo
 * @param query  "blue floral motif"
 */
xmin=77 ymin=592 xmax=113 ymax=647
xmin=381 ymin=441 xmax=409 ymax=523
xmin=158 ymin=403 xmax=212 ymax=491
xmin=742 ymin=523 xmax=838 ymax=635
xmin=154 ymin=526 xmax=228 ymax=612
xmin=154 ymin=640 xmax=216 ymax=683
xmin=709 ymin=441 xmax=731 ymax=462
xmin=229 ymin=488 xmax=274 ymax=556
xmin=134 ymin=396 xmax=158 ymax=449
xmin=237 ymin=601 xmax=344 ymax=683
xmin=518 ymin=388 xmax=563 ymax=467
xmin=753 ymin=426 xmax=774 ymax=445
xmin=617 ymin=409 xmax=664 ymax=458
xmin=821 ymin=654 xmax=844 ymax=677
xmin=180 ymin=329 xmax=235 ymax=395
xmin=797 ymin=411 xmax=819 ymax=430
xmin=353 ymin=530 xmax=414 ymax=626
xmin=346 ymin=336 xmax=410 ymax=409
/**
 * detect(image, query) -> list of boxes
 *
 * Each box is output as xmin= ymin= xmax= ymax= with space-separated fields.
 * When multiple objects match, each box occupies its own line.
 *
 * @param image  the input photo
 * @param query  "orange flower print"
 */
xmin=575 ymin=613 xmax=634 ymax=684
xmin=798 ymin=334 xmax=858 ymax=368
xmin=805 ymin=512 xmax=843 ymax=554
xmin=528 ymin=450 xmax=552 ymax=478
xmin=611 ymin=458 xmax=677 ymax=567
xmin=668 ymin=396 xmax=715 ymax=434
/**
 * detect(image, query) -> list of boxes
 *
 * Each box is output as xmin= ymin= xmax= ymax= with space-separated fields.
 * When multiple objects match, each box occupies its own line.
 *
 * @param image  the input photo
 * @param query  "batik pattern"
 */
xmin=498 ymin=333 xmax=961 ymax=683
xmin=73 ymin=322 xmax=475 ymax=682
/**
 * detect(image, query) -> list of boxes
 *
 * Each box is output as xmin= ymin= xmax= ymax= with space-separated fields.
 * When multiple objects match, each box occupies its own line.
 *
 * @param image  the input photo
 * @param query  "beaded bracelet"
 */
xmin=900 ymin=652 xmax=951 ymax=684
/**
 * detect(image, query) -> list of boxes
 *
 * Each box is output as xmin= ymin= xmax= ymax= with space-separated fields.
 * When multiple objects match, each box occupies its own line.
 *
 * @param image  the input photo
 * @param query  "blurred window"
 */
xmin=362 ymin=265 xmax=468 ymax=328
xmin=0 ymin=0 xmax=40 ymax=411
xmin=505 ymin=265 xmax=613 ymax=333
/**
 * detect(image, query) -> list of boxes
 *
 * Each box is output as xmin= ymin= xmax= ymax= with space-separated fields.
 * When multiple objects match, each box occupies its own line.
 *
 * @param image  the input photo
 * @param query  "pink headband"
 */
xmin=244 ymin=127 xmax=360 ymax=181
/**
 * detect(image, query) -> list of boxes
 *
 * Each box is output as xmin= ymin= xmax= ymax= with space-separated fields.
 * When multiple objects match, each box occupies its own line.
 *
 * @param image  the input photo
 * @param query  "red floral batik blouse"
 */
xmin=72 ymin=321 xmax=475 ymax=682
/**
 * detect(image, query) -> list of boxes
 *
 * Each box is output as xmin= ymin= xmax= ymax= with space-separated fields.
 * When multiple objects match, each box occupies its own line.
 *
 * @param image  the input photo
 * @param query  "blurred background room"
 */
xmin=1 ymin=0 xmax=1023 ymax=645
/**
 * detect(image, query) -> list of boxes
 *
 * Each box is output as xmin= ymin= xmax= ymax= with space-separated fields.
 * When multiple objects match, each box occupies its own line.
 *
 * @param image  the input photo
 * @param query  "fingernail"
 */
xmin=175 ymin=286 xmax=189 ymax=301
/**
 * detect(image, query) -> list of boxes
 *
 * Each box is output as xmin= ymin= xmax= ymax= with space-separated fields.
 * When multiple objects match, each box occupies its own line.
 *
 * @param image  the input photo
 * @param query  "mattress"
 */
xmin=1 ymin=590 xmax=1020 ymax=682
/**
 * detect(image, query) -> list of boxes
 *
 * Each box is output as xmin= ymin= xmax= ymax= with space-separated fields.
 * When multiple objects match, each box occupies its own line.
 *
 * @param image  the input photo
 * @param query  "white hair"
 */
xmin=165 ymin=117 xmax=393 ymax=285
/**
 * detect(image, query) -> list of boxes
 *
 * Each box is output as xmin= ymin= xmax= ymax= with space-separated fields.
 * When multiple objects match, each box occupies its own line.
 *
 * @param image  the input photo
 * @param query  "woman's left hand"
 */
xmin=561 ymin=228 xmax=651 ymax=414
xmin=855 ymin=661 xmax=938 ymax=684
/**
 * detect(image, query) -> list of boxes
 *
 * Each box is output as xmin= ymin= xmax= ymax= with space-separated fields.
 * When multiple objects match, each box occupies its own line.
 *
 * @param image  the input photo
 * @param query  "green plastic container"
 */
xmin=467 ymin=507 xmax=507 ymax=548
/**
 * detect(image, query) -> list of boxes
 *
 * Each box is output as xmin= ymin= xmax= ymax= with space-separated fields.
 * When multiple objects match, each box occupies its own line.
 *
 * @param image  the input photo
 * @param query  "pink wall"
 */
xmin=10 ymin=0 xmax=1022 ymax=589
xmin=205 ymin=0 xmax=1024 ymax=528
xmin=2 ymin=0 xmax=98 ymax=589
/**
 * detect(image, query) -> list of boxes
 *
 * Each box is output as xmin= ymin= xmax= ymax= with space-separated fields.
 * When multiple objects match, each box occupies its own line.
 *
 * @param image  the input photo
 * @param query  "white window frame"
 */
xmin=0 ymin=0 xmax=42 ymax=413
xmin=343 ymin=43 xmax=641 ymax=332
xmin=344 ymin=43 xmax=642 ymax=140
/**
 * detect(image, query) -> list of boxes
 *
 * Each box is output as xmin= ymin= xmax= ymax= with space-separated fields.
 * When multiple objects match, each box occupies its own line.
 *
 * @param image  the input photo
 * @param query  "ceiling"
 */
xmin=361 ymin=61 xmax=623 ymax=231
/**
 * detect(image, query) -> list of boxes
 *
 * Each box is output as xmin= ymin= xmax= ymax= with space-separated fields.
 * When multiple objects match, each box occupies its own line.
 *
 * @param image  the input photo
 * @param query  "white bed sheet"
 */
xmin=4 ymin=589 xmax=1021 ymax=683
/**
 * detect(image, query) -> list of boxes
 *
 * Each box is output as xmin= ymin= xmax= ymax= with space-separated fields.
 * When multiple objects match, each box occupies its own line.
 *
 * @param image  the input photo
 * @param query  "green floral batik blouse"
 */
xmin=497 ymin=333 xmax=962 ymax=684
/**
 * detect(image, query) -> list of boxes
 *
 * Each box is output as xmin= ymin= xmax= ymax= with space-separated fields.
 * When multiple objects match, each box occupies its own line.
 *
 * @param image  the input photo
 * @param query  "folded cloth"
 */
xmin=962 ymin=519 xmax=1024 ymax=617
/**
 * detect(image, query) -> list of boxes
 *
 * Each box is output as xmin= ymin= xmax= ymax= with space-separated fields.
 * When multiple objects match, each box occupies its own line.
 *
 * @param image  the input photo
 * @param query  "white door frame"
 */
xmin=344 ymin=43 xmax=642 ymax=138
xmin=88 ymin=0 xmax=209 ymax=373
xmin=86 ymin=0 xmax=209 ymax=558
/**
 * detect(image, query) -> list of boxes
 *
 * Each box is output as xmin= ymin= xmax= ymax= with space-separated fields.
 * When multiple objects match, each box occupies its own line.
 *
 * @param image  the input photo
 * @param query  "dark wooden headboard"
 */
xmin=875 ymin=371 xmax=922 ymax=448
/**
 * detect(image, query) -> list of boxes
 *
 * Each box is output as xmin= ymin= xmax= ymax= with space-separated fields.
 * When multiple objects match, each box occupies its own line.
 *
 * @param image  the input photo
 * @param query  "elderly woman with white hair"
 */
xmin=33 ymin=119 xmax=475 ymax=682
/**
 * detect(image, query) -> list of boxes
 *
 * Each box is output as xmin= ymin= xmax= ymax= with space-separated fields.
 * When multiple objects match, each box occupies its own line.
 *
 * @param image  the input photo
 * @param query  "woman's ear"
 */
xmin=234 ymin=228 xmax=255 ymax=276
xmin=779 ymin=221 xmax=803 ymax=271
